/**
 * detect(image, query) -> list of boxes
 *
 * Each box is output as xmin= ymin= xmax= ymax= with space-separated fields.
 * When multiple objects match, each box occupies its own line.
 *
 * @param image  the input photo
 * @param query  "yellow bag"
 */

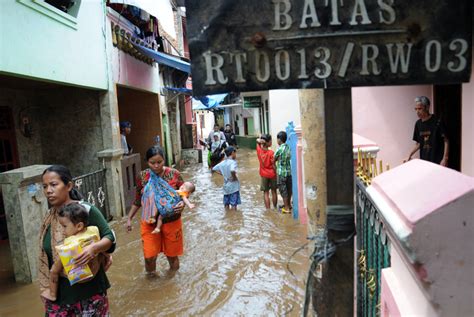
xmin=55 ymin=226 xmax=100 ymax=285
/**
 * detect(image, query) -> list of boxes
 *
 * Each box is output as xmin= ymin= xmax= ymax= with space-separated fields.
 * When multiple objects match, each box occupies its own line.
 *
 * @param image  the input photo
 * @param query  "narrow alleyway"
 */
xmin=0 ymin=148 xmax=309 ymax=316
xmin=108 ymin=148 xmax=309 ymax=316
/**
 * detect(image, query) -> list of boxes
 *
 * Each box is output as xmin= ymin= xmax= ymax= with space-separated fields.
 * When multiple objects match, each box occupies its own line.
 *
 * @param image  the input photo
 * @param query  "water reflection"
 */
xmin=0 ymin=149 xmax=309 ymax=316
xmin=0 ymin=241 xmax=43 ymax=316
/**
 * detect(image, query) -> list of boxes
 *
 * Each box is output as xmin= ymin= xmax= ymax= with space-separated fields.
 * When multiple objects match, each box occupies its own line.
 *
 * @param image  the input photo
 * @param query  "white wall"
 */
xmin=268 ymin=89 xmax=301 ymax=150
xmin=195 ymin=110 xmax=215 ymax=142
xmin=157 ymin=0 xmax=176 ymax=39
xmin=0 ymin=0 xmax=108 ymax=90
xmin=233 ymin=106 xmax=244 ymax=136
xmin=461 ymin=53 xmax=474 ymax=177
xmin=352 ymin=85 xmax=432 ymax=169
xmin=252 ymin=108 xmax=261 ymax=134
xmin=223 ymin=108 xmax=232 ymax=127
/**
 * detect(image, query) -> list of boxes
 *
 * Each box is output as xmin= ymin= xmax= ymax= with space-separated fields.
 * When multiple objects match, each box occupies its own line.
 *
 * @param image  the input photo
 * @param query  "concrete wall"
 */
xmin=38 ymin=88 xmax=104 ymax=175
xmin=461 ymin=53 xmax=474 ymax=177
xmin=0 ymin=88 xmax=43 ymax=167
xmin=0 ymin=165 xmax=51 ymax=283
xmin=0 ymin=86 xmax=103 ymax=176
xmin=351 ymin=85 xmax=432 ymax=169
xmin=0 ymin=0 xmax=108 ymax=90
xmin=195 ymin=110 xmax=215 ymax=143
xmin=117 ymin=86 xmax=161 ymax=162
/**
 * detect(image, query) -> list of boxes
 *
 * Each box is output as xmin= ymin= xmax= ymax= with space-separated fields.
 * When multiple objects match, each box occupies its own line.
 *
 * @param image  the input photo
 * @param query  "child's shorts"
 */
xmin=277 ymin=175 xmax=292 ymax=198
xmin=260 ymin=176 xmax=277 ymax=191
xmin=223 ymin=191 xmax=241 ymax=206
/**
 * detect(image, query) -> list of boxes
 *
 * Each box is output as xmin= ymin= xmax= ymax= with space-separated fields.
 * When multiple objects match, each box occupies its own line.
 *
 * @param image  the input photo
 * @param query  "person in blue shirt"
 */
xmin=212 ymin=146 xmax=241 ymax=210
xmin=120 ymin=121 xmax=132 ymax=155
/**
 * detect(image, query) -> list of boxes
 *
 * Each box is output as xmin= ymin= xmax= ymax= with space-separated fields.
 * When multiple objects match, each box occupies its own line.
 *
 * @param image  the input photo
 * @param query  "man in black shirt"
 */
xmin=407 ymin=96 xmax=449 ymax=166
xmin=224 ymin=124 xmax=238 ymax=147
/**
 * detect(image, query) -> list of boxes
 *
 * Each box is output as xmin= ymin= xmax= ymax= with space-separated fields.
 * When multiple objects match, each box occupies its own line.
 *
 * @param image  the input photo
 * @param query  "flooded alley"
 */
xmin=0 ymin=148 xmax=310 ymax=316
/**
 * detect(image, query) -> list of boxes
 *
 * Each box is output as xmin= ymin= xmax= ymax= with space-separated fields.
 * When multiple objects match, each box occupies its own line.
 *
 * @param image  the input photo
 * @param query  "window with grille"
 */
xmin=18 ymin=0 xmax=82 ymax=29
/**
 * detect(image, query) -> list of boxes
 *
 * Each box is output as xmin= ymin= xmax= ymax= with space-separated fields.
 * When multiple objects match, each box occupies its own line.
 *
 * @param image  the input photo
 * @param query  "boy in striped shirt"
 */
xmin=274 ymin=131 xmax=292 ymax=214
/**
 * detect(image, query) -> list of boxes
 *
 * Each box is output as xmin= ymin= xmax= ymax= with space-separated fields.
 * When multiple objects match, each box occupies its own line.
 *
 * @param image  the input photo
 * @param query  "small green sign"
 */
xmin=243 ymin=96 xmax=262 ymax=108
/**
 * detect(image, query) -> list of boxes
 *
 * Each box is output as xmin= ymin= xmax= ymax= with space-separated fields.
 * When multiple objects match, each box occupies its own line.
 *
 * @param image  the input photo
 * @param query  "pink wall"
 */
xmin=112 ymin=49 xmax=160 ymax=94
xmin=373 ymin=160 xmax=474 ymax=316
xmin=352 ymin=85 xmax=432 ymax=169
xmin=461 ymin=53 xmax=474 ymax=177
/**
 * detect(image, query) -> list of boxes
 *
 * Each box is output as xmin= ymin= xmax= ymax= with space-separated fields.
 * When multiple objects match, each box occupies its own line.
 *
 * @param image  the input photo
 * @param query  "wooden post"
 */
xmin=315 ymin=88 xmax=355 ymax=316
xmin=325 ymin=89 xmax=354 ymax=207
xmin=299 ymin=89 xmax=327 ymax=232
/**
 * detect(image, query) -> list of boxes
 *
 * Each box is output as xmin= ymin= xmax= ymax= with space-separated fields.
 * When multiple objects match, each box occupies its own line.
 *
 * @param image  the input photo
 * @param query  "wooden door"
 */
xmin=0 ymin=107 xmax=19 ymax=240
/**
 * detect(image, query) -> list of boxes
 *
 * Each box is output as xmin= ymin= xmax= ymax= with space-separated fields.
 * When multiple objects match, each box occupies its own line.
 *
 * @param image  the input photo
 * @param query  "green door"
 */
xmin=246 ymin=117 xmax=255 ymax=135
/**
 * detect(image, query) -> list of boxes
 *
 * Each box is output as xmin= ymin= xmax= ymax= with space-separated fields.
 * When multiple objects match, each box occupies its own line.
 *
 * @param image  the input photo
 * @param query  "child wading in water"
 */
xmin=256 ymin=134 xmax=277 ymax=209
xmin=274 ymin=131 xmax=292 ymax=214
xmin=152 ymin=181 xmax=195 ymax=234
xmin=41 ymin=203 xmax=105 ymax=301
xmin=212 ymin=146 xmax=241 ymax=210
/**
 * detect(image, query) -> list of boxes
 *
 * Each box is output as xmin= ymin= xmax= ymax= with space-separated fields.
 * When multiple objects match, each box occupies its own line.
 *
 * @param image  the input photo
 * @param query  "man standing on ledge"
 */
xmin=407 ymin=96 xmax=449 ymax=166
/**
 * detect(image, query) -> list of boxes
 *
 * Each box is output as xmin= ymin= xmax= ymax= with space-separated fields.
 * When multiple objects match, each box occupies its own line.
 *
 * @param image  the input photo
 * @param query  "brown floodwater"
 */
xmin=0 ymin=148 xmax=310 ymax=316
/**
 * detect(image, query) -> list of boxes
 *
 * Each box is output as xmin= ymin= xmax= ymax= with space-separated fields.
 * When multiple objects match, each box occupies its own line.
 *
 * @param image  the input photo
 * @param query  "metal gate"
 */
xmin=356 ymin=179 xmax=391 ymax=316
xmin=73 ymin=169 xmax=111 ymax=221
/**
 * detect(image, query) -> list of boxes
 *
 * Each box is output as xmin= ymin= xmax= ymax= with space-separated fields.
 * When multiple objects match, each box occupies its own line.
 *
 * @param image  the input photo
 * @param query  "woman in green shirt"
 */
xmin=38 ymin=165 xmax=115 ymax=316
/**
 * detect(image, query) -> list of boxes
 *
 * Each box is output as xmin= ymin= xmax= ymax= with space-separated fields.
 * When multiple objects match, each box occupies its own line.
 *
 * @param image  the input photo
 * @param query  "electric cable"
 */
xmin=302 ymin=227 xmax=356 ymax=316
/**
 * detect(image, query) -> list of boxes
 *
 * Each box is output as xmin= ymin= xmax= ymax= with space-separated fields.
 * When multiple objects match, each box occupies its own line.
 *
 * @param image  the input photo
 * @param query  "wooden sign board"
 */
xmin=186 ymin=0 xmax=472 ymax=95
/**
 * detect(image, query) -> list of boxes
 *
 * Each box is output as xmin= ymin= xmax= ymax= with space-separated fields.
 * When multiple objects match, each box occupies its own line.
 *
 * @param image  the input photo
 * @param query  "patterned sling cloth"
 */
xmin=38 ymin=207 xmax=64 ymax=293
xmin=141 ymin=171 xmax=182 ymax=224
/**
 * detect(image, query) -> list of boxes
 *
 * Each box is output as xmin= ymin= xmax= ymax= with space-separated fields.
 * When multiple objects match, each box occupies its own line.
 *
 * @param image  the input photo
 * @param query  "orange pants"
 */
xmin=140 ymin=218 xmax=183 ymax=259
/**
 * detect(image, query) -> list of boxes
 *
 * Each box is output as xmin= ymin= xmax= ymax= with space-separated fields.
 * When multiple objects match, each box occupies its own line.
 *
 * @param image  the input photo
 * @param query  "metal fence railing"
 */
xmin=73 ymin=169 xmax=111 ymax=221
xmin=355 ymin=178 xmax=391 ymax=316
